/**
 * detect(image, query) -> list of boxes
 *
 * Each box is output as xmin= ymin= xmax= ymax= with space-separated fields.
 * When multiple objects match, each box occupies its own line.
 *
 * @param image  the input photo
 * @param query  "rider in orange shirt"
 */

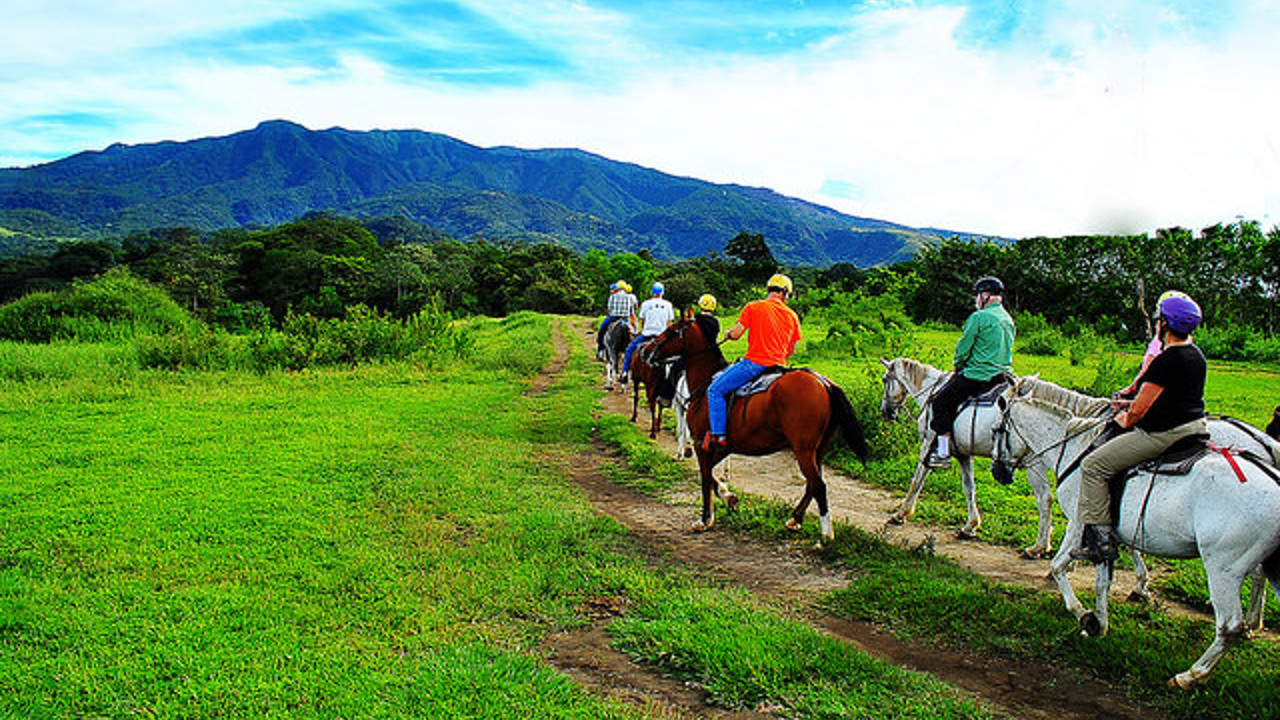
xmin=704 ymin=274 xmax=801 ymax=450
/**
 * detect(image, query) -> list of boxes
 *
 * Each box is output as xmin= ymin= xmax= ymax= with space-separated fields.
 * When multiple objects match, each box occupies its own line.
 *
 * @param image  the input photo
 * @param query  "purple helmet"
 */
xmin=1158 ymin=294 xmax=1202 ymax=334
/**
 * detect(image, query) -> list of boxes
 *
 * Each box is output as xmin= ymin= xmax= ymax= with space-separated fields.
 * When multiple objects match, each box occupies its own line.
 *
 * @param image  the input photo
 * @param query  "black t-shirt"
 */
xmin=1134 ymin=344 xmax=1206 ymax=432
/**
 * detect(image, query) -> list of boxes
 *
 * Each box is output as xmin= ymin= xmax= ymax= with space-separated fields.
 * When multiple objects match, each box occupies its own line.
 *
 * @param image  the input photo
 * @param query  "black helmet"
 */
xmin=973 ymin=276 xmax=1004 ymax=295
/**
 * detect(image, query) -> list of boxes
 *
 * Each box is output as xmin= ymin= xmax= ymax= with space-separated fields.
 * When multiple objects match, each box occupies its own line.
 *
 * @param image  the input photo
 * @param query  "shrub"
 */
xmin=0 ymin=268 xmax=194 ymax=343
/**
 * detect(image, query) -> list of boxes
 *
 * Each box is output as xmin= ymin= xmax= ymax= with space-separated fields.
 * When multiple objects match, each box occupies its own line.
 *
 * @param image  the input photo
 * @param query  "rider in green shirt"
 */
xmin=927 ymin=276 xmax=1016 ymax=467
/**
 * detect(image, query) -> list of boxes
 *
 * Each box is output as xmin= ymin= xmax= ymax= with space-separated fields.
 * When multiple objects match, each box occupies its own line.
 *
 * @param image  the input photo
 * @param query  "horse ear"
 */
xmin=880 ymin=358 xmax=891 ymax=369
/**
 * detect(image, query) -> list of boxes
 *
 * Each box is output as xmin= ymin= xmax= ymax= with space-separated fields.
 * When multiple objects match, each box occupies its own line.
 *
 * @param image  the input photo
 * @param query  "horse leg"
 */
xmin=1171 ymin=566 xmax=1248 ymax=688
xmin=1050 ymin=522 xmax=1094 ymax=628
xmin=1125 ymin=550 xmax=1153 ymax=603
xmin=1022 ymin=466 xmax=1055 ymax=559
xmin=788 ymin=450 xmax=831 ymax=541
xmin=888 ymin=452 xmax=932 ymax=525
xmin=690 ymin=451 xmax=718 ymax=533
xmin=630 ymin=383 xmax=639 ymax=422
xmin=956 ymin=455 xmax=981 ymax=539
xmin=1244 ymin=566 xmax=1267 ymax=633
xmin=1087 ymin=560 xmax=1114 ymax=638
xmin=648 ymin=398 xmax=660 ymax=439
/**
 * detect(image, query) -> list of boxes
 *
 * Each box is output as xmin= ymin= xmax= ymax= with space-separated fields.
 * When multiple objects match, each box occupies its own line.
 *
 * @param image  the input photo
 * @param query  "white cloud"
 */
xmin=4 ymin=2 xmax=1280 ymax=238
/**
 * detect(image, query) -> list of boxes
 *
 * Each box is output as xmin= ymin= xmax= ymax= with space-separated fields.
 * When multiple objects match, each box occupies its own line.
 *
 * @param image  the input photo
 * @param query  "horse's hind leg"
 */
xmin=1244 ymin=566 xmax=1267 ymax=632
xmin=690 ymin=450 xmax=720 ymax=533
xmin=1172 ymin=568 xmax=1247 ymax=688
xmin=788 ymin=450 xmax=832 ymax=541
xmin=1127 ymin=550 xmax=1152 ymax=603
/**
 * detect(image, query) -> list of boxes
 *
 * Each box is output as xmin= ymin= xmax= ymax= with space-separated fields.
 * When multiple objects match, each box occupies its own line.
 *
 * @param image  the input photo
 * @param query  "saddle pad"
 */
xmin=733 ymin=366 xmax=792 ymax=397
xmin=1132 ymin=434 xmax=1211 ymax=476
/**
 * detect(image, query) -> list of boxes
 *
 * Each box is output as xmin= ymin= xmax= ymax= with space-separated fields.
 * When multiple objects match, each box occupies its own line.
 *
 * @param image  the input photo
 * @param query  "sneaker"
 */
xmin=702 ymin=432 xmax=728 ymax=451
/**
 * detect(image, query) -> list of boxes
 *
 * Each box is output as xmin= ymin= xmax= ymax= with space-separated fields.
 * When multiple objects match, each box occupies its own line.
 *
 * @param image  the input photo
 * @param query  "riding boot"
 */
xmin=1070 ymin=524 xmax=1120 ymax=564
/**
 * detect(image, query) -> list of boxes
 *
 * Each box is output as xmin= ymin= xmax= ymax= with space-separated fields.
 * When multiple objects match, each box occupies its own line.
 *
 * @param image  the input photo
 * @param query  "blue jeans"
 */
xmin=707 ymin=359 xmax=766 ymax=436
xmin=622 ymin=334 xmax=655 ymax=374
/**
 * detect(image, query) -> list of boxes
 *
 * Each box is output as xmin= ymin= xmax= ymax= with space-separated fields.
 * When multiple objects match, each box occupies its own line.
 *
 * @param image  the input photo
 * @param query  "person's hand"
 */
xmin=1109 ymin=396 xmax=1132 ymax=412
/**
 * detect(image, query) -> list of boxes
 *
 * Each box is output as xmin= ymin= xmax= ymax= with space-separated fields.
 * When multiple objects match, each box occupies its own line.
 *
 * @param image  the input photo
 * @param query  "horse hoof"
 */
xmin=886 ymin=514 xmax=906 ymax=526
xmin=1126 ymin=591 xmax=1150 ymax=605
xmin=1020 ymin=548 xmax=1046 ymax=560
xmin=785 ymin=517 xmax=803 ymax=532
xmin=956 ymin=528 xmax=979 ymax=540
xmin=1169 ymin=672 xmax=1196 ymax=690
xmin=725 ymin=493 xmax=739 ymax=512
xmin=1080 ymin=612 xmax=1102 ymax=637
xmin=691 ymin=519 xmax=713 ymax=533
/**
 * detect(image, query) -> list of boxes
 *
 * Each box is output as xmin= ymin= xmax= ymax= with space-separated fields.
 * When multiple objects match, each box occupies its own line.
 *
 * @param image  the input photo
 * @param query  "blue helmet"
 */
xmin=651 ymin=282 xmax=664 ymax=295
xmin=1158 ymin=294 xmax=1202 ymax=334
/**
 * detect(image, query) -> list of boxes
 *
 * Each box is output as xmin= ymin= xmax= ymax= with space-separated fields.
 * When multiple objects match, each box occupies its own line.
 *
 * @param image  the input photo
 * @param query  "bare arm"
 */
xmin=1116 ymin=383 xmax=1163 ymax=428
xmin=724 ymin=322 xmax=746 ymax=342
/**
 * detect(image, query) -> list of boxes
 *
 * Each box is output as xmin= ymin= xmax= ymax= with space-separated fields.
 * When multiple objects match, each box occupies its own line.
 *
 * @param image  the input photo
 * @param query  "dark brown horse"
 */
xmin=646 ymin=316 xmax=868 ymax=540
xmin=628 ymin=337 xmax=668 ymax=438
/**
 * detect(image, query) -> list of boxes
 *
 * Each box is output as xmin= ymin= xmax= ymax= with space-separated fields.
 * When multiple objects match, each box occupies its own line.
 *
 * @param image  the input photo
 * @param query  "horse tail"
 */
xmin=827 ymin=383 xmax=869 ymax=462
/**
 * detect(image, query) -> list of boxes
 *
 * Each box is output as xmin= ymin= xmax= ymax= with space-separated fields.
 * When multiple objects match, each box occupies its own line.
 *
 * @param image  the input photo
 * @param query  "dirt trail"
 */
xmin=535 ymin=318 xmax=1160 ymax=720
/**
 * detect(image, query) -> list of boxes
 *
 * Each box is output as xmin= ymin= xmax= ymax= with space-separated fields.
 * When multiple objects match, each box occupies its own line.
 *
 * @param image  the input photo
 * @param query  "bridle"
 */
xmin=994 ymin=391 xmax=1112 ymax=482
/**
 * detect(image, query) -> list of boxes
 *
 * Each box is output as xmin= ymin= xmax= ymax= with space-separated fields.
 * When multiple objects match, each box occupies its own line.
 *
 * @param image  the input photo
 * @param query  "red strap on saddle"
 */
xmin=1209 ymin=442 xmax=1248 ymax=483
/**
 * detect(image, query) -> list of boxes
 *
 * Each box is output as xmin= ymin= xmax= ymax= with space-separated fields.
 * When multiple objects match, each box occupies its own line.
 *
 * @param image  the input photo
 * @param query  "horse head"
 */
xmin=879 ymin=357 xmax=909 ymax=421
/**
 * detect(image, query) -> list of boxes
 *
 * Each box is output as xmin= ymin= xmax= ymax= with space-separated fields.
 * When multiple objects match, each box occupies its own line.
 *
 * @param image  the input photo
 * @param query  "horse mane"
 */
xmin=893 ymin=357 xmax=941 ymax=388
xmin=1015 ymin=376 xmax=1110 ymax=418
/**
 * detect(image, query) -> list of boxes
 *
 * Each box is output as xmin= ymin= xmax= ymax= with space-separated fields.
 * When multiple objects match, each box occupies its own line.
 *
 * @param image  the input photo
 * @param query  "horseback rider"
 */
xmin=1071 ymin=293 xmax=1207 ymax=564
xmin=1116 ymin=290 xmax=1190 ymax=398
xmin=596 ymin=280 xmax=638 ymax=359
xmin=659 ymin=294 xmax=720 ymax=406
xmin=926 ymin=276 xmax=1016 ymax=468
xmin=621 ymin=282 xmax=676 ymax=382
xmin=704 ymin=274 xmax=801 ymax=451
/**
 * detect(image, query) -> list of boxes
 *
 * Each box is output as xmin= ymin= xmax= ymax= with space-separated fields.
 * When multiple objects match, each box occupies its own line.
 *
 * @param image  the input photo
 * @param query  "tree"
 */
xmin=724 ymin=231 xmax=778 ymax=282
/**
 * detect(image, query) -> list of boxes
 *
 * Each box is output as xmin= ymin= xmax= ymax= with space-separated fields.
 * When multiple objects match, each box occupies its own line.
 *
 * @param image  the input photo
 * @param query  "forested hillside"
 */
xmin=0 ymin=120 xmax=945 ymax=266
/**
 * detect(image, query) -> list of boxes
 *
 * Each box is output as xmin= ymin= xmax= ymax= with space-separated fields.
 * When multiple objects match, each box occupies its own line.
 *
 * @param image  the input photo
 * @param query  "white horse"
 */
xmin=1004 ymin=377 xmax=1276 ymax=624
xmin=880 ymin=357 xmax=1060 ymax=556
xmin=1000 ymin=387 xmax=1280 ymax=687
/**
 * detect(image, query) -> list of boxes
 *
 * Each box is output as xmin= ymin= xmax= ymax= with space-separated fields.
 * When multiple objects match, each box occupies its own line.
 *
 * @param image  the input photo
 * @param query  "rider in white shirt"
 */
xmin=622 ymin=282 xmax=675 ymax=381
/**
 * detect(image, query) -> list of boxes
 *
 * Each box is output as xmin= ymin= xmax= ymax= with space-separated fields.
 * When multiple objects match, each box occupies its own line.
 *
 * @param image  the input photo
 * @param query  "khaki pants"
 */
xmin=1077 ymin=417 xmax=1207 ymax=525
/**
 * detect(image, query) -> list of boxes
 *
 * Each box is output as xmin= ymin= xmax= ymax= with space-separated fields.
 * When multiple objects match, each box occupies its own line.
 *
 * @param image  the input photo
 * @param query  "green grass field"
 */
xmin=4 ymin=311 xmax=1280 ymax=719
xmin=0 ymin=314 xmax=997 ymax=719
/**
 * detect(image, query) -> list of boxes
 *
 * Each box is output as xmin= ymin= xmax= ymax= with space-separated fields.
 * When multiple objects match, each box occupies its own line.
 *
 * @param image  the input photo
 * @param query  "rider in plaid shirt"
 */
xmin=596 ymin=281 xmax=638 ymax=358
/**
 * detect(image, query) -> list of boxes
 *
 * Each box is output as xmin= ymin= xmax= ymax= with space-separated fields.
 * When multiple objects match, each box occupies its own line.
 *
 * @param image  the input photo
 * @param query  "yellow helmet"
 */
xmin=698 ymin=293 xmax=717 ymax=311
xmin=619 ymin=281 xmax=632 ymax=293
xmin=766 ymin=273 xmax=793 ymax=296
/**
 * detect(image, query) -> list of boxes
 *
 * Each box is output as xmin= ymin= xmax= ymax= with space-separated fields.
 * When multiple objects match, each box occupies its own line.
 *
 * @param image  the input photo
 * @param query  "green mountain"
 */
xmin=0 ymin=119 xmax=953 ymax=265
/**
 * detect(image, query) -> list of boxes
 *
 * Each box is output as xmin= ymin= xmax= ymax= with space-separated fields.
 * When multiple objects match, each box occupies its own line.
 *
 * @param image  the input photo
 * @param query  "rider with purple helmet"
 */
xmin=1072 ymin=292 xmax=1207 ymax=563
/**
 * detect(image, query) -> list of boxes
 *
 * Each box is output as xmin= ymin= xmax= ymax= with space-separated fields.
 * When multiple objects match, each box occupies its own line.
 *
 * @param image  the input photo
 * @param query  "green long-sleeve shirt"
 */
xmin=954 ymin=301 xmax=1015 ymax=381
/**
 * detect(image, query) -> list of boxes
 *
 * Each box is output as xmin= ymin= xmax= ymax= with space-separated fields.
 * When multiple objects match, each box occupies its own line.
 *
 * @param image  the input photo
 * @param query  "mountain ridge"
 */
xmin=0 ymin=119 xmax=967 ymax=265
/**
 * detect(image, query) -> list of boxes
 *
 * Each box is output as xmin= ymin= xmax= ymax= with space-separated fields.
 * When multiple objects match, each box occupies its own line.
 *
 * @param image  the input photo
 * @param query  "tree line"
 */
xmin=2 ymin=213 xmax=1278 ymax=352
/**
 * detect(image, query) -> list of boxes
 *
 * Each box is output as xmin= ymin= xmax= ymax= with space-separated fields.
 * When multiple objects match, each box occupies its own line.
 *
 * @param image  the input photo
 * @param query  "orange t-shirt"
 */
xmin=739 ymin=297 xmax=801 ymax=366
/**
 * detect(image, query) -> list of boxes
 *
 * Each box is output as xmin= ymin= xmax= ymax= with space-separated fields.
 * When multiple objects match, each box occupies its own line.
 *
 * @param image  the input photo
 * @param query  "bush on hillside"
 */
xmin=0 ymin=267 xmax=194 ymax=343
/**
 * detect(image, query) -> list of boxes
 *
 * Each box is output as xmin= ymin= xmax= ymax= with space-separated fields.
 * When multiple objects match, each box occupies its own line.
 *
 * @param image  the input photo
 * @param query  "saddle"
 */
xmin=958 ymin=375 xmax=1014 ymax=411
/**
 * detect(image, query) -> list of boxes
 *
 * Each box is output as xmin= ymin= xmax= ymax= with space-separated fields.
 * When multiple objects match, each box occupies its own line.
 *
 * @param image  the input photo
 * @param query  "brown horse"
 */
xmin=628 ymin=337 xmax=668 ymax=438
xmin=646 ymin=316 xmax=868 ymax=540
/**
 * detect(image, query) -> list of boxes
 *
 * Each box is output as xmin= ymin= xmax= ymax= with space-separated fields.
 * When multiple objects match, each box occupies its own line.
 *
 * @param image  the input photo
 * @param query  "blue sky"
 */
xmin=3 ymin=0 xmax=1279 ymax=237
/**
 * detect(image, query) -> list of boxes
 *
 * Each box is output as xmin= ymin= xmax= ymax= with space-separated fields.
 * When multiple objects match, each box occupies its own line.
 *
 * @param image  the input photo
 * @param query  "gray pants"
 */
xmin=1077 ymin=417 xmax=1207 ymax=525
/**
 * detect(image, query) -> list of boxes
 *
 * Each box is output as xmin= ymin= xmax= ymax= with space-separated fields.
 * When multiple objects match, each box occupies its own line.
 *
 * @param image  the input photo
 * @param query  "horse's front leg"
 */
xmin=1087 ymin=560 xmax=1114 ymax=638
xmin=648 ymin=400 xmax=661 ymax=439
xmin=1022 ymin=465 xmax=1055 ymax=559
xmin=690 ymin=449 xmax=719 ymax=533
xmin=888 ymin=444 xmax=933 ymax=524
xmin=956 ymin=455 xmax=981 ymax=539
xmin=1049 ymin=522 xmax=1093 ymax=626
xmin=1172 ymin=567 xmax=1248 ymax=688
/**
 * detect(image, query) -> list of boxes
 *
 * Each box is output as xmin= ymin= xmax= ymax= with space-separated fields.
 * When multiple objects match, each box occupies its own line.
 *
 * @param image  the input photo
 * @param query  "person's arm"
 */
xmin=953 ymin=314 xmax=980 ymax=370
xmin=724 ymin=321 xmax=746 ymax=341
xmin=1116 ymin=383 xmax=1163 ymax=428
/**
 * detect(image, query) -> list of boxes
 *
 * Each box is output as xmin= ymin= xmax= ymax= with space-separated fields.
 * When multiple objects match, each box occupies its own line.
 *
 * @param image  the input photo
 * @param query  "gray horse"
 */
xmin=601 ymin=319 xmax=634 ymax=392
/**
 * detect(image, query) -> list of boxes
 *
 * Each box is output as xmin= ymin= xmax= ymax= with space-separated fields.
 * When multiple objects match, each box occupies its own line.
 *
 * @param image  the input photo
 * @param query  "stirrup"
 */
xmin=924 ymin=453 xmax=951 ymax=469
xmin=1069 ymin=526 xmax=1119 ymax=563
xmin=702 ymin=432 xmax=728 ymax=451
